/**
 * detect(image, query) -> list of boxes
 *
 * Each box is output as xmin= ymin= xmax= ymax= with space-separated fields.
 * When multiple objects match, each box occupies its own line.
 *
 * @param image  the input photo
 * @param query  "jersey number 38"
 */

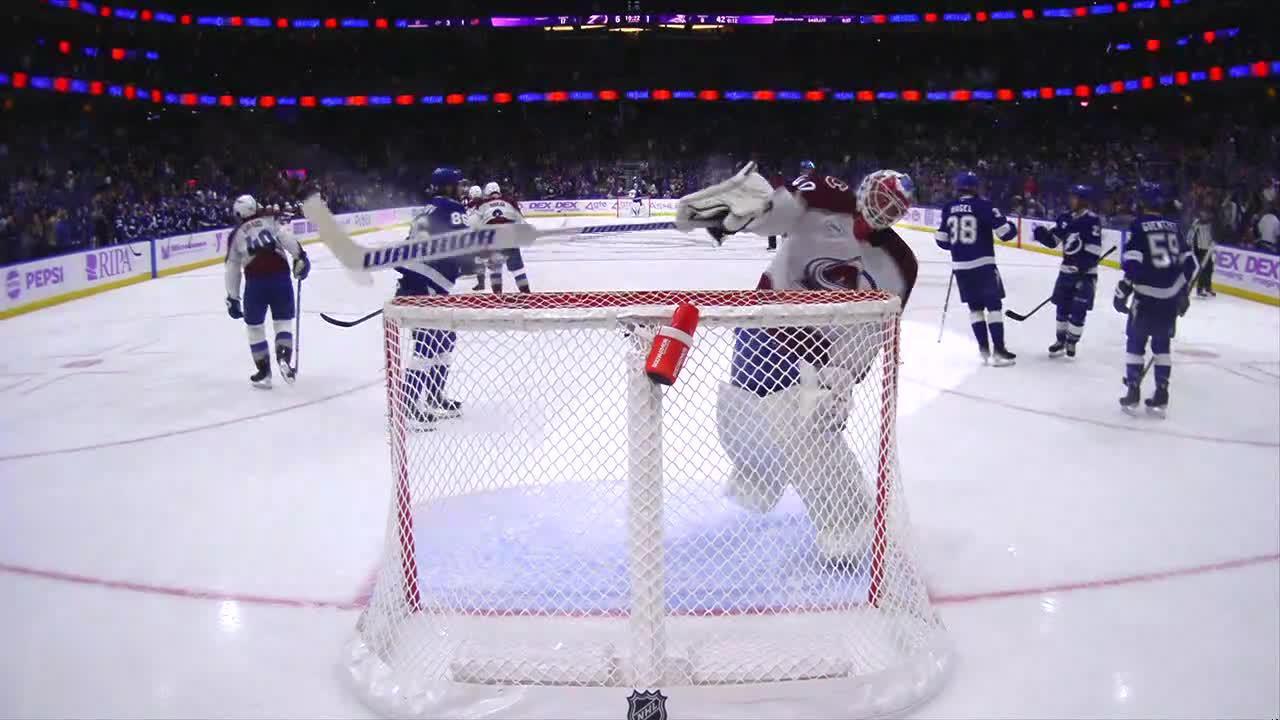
xmin=945 ymin=214 xmax=978 ymax=245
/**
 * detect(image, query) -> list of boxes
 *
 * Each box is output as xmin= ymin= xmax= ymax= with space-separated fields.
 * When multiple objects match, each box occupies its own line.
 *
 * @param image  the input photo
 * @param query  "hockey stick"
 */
xmin=320 ymin=309 xmax=383 ymax=328
xmin=1005 ymin=246 xmax=1117 ymax=322
xmin=937 ymin=271 xmax=954 ymax=343
xmin=301 ymin=194 xmax=698 ymax=275
xmin=292 ymin=277 xmax=302 ymax=378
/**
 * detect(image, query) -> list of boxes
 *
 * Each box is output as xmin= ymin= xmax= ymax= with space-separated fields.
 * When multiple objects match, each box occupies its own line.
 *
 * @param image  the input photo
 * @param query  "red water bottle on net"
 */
xmin=645 ymin=302 xmax=700 ymax=386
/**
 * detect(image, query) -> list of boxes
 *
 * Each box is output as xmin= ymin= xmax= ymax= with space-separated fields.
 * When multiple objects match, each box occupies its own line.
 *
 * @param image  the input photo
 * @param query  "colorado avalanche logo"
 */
xmin=801 ymin=256 xmax=878 ymax=291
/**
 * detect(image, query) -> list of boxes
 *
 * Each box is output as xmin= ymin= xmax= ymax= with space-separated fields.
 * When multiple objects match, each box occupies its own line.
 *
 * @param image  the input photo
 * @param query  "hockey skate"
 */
xmin=249 ymin=358 xmax=272 ymax=389
xmin=1119 ymin=382 xmax=1141 ymax=414
xmin=1145 ymin=384 xmax=1169 ymax=418
xmin=277 ymin=345 xmax=296 ymax=384
xmin=979 ymin=347 xmax=991 ymax=365
xmin=406 ymin=404 xmax=438 ymax=432
xmin=991 ymin=346 xmax=1017 ymax=367
xmin=1048 ymin=339 xmax=1067 ymax=358
xmin=1064 ymin=340 xmax=1078 ymax=358
xmin=428 ymin=395 xmax=464 ymax=420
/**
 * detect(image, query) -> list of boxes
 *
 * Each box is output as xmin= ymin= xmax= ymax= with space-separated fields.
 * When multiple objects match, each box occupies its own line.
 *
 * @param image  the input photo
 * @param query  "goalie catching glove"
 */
xmin=675 ymin=162 xmax=777 ymax=237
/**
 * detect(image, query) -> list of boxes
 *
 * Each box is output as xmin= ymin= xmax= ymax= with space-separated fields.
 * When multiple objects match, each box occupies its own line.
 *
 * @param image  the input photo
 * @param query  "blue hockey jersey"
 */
xmin=934 ymin=195 xmax=1017 ymax=270
xmin=1122 ymin=213 xmax=1196 ymax=309
xmin=1042 ymin=209 xmax=1104 ymax=275
xmin=396 ymin=196 xmax=473 ymax=296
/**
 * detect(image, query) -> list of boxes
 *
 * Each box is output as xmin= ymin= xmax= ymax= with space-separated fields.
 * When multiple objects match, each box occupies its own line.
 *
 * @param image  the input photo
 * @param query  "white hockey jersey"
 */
xmin=223 ymin=213 xmax=303 ymax=300
xmin=751 ymin=174 xmax=917 ymax=304
xmin=469 ymin=196 xmax=524 ymax=228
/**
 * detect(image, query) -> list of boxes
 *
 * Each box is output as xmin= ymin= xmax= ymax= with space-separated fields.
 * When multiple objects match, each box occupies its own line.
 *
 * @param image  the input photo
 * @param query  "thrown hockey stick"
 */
xmin=1005 ymin=246 xmax=1117 ymax=322
xmin=320 ymin=309 xmax=383 ymax=328
xmin=301 ymin=194 xmax=700 ymax=275
xmin=937 ymin=271 xmax=954 ymax=343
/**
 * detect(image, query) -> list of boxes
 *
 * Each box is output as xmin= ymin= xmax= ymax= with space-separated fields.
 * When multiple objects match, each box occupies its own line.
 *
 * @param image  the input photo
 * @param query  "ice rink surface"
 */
xmin=1 ymin=216 xmax=1277 ymax=718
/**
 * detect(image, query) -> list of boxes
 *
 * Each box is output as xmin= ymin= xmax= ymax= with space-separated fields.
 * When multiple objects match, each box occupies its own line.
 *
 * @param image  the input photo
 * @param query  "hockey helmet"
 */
xmin=857 ymin=170 xmax=915 ymax=230
xmin=1069 ymin=184 xmax=1094 ymax=205
xmin=430 ymin=167 xmax=463 ymax=195
xmin=1137 ymin=181 xmax=1165 ymax=209
xmin=232 ymin=194 xmax=259 ymax=219
xmin=953 ymin=171 xmax=980 ymax=194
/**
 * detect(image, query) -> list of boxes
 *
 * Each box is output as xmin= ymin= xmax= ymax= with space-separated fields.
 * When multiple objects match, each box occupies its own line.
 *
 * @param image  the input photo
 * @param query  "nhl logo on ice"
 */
xmin=626 ymin=689 xmax=668 ymax=720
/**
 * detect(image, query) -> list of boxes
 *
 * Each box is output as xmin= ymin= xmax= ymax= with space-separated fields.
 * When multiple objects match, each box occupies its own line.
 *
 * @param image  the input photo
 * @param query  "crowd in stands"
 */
xmin=2 ymin=91 xmax=1276 ymax=265
xmin=14 ymin=0 xmax=1267 ymax=95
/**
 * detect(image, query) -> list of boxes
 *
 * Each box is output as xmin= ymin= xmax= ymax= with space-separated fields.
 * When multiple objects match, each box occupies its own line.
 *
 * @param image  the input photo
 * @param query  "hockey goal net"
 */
xmin=616 ymin=196 xmax=652 ymax=218
xmin=355 ymin=290 xmax=950 ymax=719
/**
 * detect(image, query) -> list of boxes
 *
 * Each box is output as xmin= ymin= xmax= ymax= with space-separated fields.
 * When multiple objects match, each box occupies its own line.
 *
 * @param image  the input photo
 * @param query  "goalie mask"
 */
xmin=856 ymin=170 xmax=914 ymax=230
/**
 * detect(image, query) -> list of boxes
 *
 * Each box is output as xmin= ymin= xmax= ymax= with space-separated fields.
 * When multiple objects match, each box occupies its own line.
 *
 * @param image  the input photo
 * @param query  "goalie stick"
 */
xmin=301 ymin=194 xmax=697 ymax=275
xmin=1005 ymin=245 xmax=1117 ymax=322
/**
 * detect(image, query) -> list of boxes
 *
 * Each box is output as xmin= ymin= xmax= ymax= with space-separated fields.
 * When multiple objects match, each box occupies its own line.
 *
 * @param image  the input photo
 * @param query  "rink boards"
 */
xmin=3 ymin=198 xmax=1275 ymax=320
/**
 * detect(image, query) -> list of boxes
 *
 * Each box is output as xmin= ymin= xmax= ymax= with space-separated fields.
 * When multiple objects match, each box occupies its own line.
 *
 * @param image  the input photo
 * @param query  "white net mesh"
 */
xmin=352 ymin=290 xmax=951 ymax=719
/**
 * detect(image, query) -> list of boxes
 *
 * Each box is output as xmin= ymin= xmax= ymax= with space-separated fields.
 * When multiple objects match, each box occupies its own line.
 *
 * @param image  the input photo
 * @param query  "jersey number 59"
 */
xmin=1146 ymin=231 xmax=1179 ymax=269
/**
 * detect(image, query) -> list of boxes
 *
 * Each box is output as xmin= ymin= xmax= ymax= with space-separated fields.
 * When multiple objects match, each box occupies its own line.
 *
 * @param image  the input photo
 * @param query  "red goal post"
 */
xmin=356 ymin=290 xmax=950 ymax=719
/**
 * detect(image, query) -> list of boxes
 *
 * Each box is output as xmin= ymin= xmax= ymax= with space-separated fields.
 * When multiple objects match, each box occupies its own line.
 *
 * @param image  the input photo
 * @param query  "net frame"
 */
xmin=356 ymin=290 xmax=951 ymax=720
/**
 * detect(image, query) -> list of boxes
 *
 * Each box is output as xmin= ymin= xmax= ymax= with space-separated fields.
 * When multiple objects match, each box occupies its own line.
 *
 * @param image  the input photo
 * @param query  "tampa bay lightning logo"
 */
xmin=801 ymin=256 xmax=878 ymax=291
xmin=1062 ymin=232 xmax=1083 ymax=255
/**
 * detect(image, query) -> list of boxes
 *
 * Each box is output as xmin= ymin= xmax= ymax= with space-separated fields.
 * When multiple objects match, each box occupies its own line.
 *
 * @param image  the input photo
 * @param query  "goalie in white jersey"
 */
xmin=677 ymin=163 xmax=918 ymax=563
xmin=469 ymin=181 xmax=531 ymax=293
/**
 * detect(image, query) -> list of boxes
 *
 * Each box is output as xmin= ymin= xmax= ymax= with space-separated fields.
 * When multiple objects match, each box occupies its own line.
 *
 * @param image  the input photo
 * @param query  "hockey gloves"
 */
xmin=1177 ymin=291 xmax=1191 ymax=317
xmin=293 ymin=252 xmax=311 ymax=281
xmin=1033 ymin=225 xmax=1056 ymax=248
xmin=1112 ymin=279 xmax=1132 ymax=314
xmin=226 ymin=296 xmax=244 ymax=320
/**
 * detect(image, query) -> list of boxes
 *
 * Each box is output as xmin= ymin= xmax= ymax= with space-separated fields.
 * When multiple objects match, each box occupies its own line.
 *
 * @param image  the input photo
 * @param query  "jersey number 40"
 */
xmin=246 ymin=229 xmax=279 ymax=254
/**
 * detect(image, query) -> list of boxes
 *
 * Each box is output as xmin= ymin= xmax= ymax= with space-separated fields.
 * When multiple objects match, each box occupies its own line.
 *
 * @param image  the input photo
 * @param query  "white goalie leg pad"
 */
xmin=716 ymin=361 xmax=875 ymax=561
xmin=793 ymin=363 xmax=876 ymax=563
xmin=797 ymin=430 xmax=875 ymax=565
xmin=715 ymin=381 xmax=795 ymax=514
